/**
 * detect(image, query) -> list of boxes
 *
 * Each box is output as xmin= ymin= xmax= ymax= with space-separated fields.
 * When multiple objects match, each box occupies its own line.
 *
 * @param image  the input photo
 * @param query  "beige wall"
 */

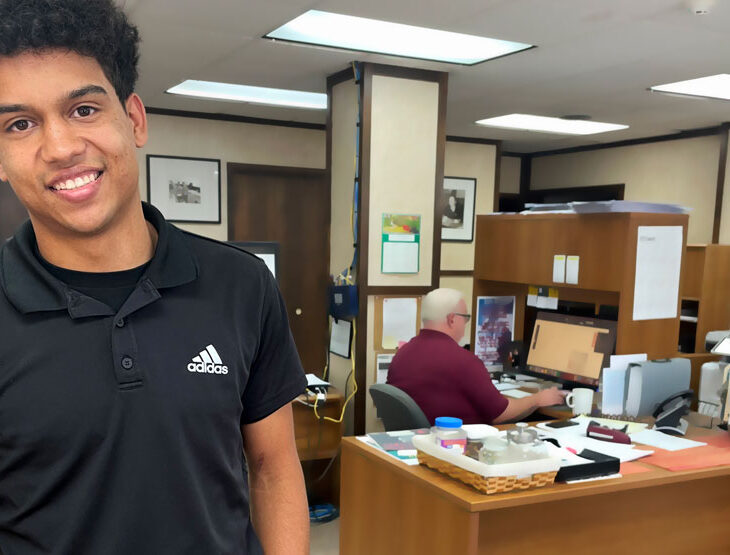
xmin=329 ymin=79 xmax=359 ymax=434
xmin=440 ymin=141 xmax=497 ymax=271
xmin=367 ymin=75 xmax=439 ymax=286
xmin=137 ymin=113 xmax=326 ymax=241
xmin=500 ymin=155 xmax=521 ymax=195
xmin=531 ymin=135 xmax=720 ymax=244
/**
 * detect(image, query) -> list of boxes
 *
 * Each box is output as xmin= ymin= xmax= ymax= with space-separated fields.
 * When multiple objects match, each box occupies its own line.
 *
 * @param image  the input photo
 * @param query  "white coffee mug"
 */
xmin=565 ymin=388 xmax=594 ymax=416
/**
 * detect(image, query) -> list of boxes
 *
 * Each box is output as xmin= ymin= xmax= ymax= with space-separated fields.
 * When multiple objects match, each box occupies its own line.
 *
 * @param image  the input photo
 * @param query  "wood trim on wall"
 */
xmin=712 ymin=122 xmax=730 ymax=243
xmin=440 ymin=270 xmax=474 ymax=277
xmin=493 ymin=142 xmax=503 ymax=212
xmin=519 ymin=155 xmax=532 ymax=198
xmin=145 ymin=106 xmax=326 ymax=131
xmin=446 ymin=135 xmax=501 ymax=146
xmin=529 ymin=125 xmax=720 ymax=158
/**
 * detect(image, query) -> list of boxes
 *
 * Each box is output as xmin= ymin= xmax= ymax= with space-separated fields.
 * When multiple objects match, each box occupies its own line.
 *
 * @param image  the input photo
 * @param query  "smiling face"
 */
xmin=0 ymin=49 xmax=147 ymax=242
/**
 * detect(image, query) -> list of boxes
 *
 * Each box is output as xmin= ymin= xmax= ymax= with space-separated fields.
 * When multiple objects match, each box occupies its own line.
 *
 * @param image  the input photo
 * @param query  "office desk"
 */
xmin=292 ymin=388 xmax=344 ymax=506
xmin=340 ymin=427 xmax=730 ymax=555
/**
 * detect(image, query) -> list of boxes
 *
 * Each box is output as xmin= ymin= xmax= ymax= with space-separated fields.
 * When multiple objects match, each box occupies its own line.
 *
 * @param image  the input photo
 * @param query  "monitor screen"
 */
xmin=228 ymin=241 xmax=279 ymax=280
xmin=526 ymin=311 xmax=616 ymax=388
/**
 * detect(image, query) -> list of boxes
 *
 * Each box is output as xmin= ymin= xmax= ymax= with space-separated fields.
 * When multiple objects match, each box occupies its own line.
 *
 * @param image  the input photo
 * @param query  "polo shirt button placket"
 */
xmin=121 ymin=356 xmax=134 ymax=371
xmin=115 ymin=317 xmax=125 ymax=328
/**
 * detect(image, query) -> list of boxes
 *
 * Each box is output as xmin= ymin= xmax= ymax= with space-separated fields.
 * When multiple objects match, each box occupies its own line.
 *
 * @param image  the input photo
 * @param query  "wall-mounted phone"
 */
xmin=652 ymin=389 xmax=693 ymax=436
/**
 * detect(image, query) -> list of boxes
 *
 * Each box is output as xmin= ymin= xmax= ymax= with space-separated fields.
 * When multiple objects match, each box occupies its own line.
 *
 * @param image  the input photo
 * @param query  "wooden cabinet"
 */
xmin=679 ymin=244 xmax=730 ymax=353
xmin=471 ymin=212 xmax=689 ymax=359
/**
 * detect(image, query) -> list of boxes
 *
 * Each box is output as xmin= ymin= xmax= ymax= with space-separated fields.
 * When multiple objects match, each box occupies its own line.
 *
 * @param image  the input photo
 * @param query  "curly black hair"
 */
xmin=0 ymin=0 xmax=140 ymax=104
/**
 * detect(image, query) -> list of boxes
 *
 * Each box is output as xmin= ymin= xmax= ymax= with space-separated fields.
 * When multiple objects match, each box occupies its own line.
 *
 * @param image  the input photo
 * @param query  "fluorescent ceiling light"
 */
xmin=265 ymin=10 xmax=533 ymax=65
xmin=475 ymin=114 xmax=628 ymax=135
xmin=166 ymin=80 xmax=327 ymax=110
xmin=650 ymin=74 xmax=730 ymax=100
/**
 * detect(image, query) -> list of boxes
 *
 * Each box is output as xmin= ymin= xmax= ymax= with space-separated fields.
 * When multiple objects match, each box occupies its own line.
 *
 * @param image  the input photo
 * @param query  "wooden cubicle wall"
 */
xmin=471 ymin=212 xmax=689 ymax=359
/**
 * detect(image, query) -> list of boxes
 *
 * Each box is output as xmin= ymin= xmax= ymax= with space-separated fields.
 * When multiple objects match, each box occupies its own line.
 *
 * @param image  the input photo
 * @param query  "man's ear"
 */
xmin=125 ymin=93 xmax=148 ymax=148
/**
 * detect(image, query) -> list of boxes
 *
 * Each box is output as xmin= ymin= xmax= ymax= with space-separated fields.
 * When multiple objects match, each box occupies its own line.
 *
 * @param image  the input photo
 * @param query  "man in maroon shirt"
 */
xmin=387 ymin=289 xmax=566 ymax=425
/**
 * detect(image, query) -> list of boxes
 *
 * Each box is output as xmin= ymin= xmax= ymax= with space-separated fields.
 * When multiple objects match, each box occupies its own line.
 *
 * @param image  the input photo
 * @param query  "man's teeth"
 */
xmin=52 ymin=172 xmax=99 ymax=190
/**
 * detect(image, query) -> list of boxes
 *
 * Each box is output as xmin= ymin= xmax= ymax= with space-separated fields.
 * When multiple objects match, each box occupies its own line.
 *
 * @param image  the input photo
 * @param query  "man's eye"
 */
xmin=74 ymin=106 xmax=96 ymax=117
xmin=9 ymin=120 xmax=31 ymax=132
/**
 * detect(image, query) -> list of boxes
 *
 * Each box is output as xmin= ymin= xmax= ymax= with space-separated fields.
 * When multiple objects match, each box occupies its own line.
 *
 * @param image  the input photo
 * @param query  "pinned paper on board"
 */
xmin=553 ymin=255 xmax=566 ymax=283
xmin=566 ymin=256 xmax=580 ymax=285
xmin=381 ymin=297 xmax=418 ymax=349
xmin=475 ymin=296 xmax=515 ymax=366
xmin=329 ymin=318 xmax=352 ymax=358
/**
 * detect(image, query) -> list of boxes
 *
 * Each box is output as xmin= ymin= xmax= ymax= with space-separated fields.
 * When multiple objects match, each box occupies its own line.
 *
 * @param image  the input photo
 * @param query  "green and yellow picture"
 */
xmin=382 ymin=214 xmax=421 ymax=235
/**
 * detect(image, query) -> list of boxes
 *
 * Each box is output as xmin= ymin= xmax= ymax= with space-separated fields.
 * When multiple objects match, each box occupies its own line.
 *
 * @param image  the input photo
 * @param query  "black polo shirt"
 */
xmin=0 ymin=203 xmax=307 ymax=554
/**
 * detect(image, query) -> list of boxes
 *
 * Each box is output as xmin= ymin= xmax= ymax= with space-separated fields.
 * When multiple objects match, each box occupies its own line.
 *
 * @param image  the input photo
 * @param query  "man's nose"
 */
xmin=40 ymin=119 xmax=85 ymax=165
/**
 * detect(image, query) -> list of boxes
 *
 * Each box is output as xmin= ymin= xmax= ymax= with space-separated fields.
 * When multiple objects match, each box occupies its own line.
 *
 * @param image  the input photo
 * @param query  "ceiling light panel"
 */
xmin=265 ymin=10 xmax=533 ymax=65
xmin=650 ymin=74 xmax=730 ymax=101
xmin=166 ymin=80 xmax=327 ymax=110
xmin=475 ymin=114 xmax=628 ymax=135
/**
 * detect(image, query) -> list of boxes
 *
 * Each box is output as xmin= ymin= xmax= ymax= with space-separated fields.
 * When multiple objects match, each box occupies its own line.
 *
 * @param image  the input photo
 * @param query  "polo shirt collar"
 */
xmin=0 ymin=202 xmax=198 ymax=315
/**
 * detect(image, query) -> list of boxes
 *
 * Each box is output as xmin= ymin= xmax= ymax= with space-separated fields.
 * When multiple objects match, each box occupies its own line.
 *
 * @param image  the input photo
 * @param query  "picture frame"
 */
xmin=147 ymin=155 xmax=221 ymax=223
xmin=441 ymin=176 xmax=476 ymax=242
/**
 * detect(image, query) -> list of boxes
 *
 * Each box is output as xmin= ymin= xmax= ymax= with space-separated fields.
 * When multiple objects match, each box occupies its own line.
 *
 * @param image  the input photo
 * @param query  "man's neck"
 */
xmin=423 ymin=323 xmax=458 ymax=343
xmin=34 ymin=207 xmax=157 ymax=272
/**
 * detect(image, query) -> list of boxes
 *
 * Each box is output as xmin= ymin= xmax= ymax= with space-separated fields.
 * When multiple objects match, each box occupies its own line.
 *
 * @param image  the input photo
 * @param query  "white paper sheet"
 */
xmin=527 ymin=294 xmax=538 ymax=307
xmin=553 ymin=255 xmax=566 ymax=283
xmin=376 ymin=353 xmax=394 ymax=384
xmin=502 ymin=389 xmax=532 ymax=399
xmin=629 ymin=429 xmax=707 ymax=451
xmin=329 ymin=318 xmax=352 ymax=358
xmin=632 ymin=226 xmax=683 ymax=321
xmin=382 ymin=241 xmax=419 ymax=274
xmin=494 ymin=383 xmax=521 ymax=392
xmin=382 ymin=298 xmax=418 ymax=349
xmin=566 ymin=255 xmax=580 ymax=285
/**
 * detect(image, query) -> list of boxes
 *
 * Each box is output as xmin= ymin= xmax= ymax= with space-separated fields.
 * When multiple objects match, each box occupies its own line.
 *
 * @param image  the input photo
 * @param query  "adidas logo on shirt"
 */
xmin=187 ymin=344 xmax=229 ymax=375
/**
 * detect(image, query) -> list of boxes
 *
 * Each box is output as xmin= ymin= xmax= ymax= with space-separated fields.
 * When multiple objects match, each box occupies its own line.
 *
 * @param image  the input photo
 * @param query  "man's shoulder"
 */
xmin=178 ymin=228 xmax=269 ymax=276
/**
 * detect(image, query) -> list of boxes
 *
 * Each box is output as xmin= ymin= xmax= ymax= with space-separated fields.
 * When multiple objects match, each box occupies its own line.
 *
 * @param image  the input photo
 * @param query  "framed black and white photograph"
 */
xmin=147 ymin=155 xmax=221 ymax=223
xmin=441 ymin=176 xmax=476 ymax=242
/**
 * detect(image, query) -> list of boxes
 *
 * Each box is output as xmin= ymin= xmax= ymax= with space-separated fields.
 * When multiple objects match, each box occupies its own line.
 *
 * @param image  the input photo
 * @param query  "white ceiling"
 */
xmin=121 ymin=0 xmax=730 ymax=153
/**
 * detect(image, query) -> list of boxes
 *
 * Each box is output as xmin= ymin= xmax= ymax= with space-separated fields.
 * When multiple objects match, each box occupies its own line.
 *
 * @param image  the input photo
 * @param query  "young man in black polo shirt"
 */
xmin=0 ymin=1 xmax=308 ymax=553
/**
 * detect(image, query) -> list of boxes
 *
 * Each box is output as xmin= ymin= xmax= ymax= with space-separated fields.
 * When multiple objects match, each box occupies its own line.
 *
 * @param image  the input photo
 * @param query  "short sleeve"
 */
xmin=240 ymin=267 xmax=307 ymax=424
xmin=461 ymin=357 xmax=509 ymax=424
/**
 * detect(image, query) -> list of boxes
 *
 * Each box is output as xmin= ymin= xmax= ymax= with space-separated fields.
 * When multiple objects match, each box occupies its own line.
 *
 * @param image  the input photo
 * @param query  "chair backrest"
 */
xmin=369 ymin=384 xmax=430 ymax=431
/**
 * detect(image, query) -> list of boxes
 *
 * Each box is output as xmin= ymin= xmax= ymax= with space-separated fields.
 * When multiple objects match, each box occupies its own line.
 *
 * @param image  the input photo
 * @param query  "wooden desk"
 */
xmin=292 ymin=388 xmax=344 ymax=506
xmin=340 ymin=427 xmax=730 ymax=554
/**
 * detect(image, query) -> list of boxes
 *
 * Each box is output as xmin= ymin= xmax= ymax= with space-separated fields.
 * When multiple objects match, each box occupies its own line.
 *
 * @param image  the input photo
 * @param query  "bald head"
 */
xmin=421 ymin=288 xmax=469 ymax=342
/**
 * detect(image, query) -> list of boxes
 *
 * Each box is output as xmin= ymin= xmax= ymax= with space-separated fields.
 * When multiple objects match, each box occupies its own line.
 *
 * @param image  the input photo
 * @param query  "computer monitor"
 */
xmin=525 ymin=311 xmax=617 ymax=389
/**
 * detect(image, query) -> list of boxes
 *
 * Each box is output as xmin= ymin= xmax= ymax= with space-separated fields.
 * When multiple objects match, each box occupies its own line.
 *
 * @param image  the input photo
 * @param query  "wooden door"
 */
xmin=228 ymin=164 xmax=329 ymax=374
xmin=1 ymin=181 xmax=29 ymax=240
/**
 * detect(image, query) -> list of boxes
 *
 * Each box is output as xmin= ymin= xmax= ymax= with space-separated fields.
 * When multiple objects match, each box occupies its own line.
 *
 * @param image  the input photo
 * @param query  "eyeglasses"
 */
xmin=453 ymin=312 xmax=471 ymax=322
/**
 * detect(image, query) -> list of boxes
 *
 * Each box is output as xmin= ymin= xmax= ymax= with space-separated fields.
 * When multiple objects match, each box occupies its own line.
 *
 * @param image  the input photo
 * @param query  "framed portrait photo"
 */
xmin=147 ymin=155 xmax=221 ymax=223
xmin=441 ymin=176 xmax=476 ymax=242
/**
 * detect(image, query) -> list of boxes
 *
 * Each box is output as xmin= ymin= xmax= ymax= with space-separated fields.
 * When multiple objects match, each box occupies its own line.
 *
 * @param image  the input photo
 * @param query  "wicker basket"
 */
xmin=416 ymin=450 xmax=558 ymax=495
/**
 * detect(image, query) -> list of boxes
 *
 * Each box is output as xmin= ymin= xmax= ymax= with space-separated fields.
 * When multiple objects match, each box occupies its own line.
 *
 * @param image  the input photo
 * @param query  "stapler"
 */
xmin=652 ymin=389 xmax=693 ymax=436
xmin=586 ymin=421 xmax=631 ymax=444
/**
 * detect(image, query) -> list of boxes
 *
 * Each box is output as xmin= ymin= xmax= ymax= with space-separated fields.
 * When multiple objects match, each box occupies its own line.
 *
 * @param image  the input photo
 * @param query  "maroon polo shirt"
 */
xmin=386 ymin=329 xmax=508 ymax=425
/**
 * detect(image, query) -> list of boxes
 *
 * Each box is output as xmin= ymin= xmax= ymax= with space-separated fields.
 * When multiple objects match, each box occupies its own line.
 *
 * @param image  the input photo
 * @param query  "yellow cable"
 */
xmin=314 ymin=320 xmax=357 ymax=423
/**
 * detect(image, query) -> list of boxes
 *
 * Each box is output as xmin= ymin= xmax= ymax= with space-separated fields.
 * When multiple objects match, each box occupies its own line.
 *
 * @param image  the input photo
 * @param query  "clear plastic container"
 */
xmin=432 ymin=416 xmax=467 ymax=455
xmin=479 ymin=423 xmax=550 ymax=464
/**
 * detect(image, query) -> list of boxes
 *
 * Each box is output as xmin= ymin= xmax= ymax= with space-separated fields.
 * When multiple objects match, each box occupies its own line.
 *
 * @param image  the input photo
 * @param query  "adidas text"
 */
xmin=187 ymin=362 xmax=229 ymax=375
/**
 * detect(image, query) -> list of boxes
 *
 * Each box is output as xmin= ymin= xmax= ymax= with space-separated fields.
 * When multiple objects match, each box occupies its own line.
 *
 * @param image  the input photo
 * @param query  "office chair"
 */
xmin=369 ymin=384 xmax=430 ymax=431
